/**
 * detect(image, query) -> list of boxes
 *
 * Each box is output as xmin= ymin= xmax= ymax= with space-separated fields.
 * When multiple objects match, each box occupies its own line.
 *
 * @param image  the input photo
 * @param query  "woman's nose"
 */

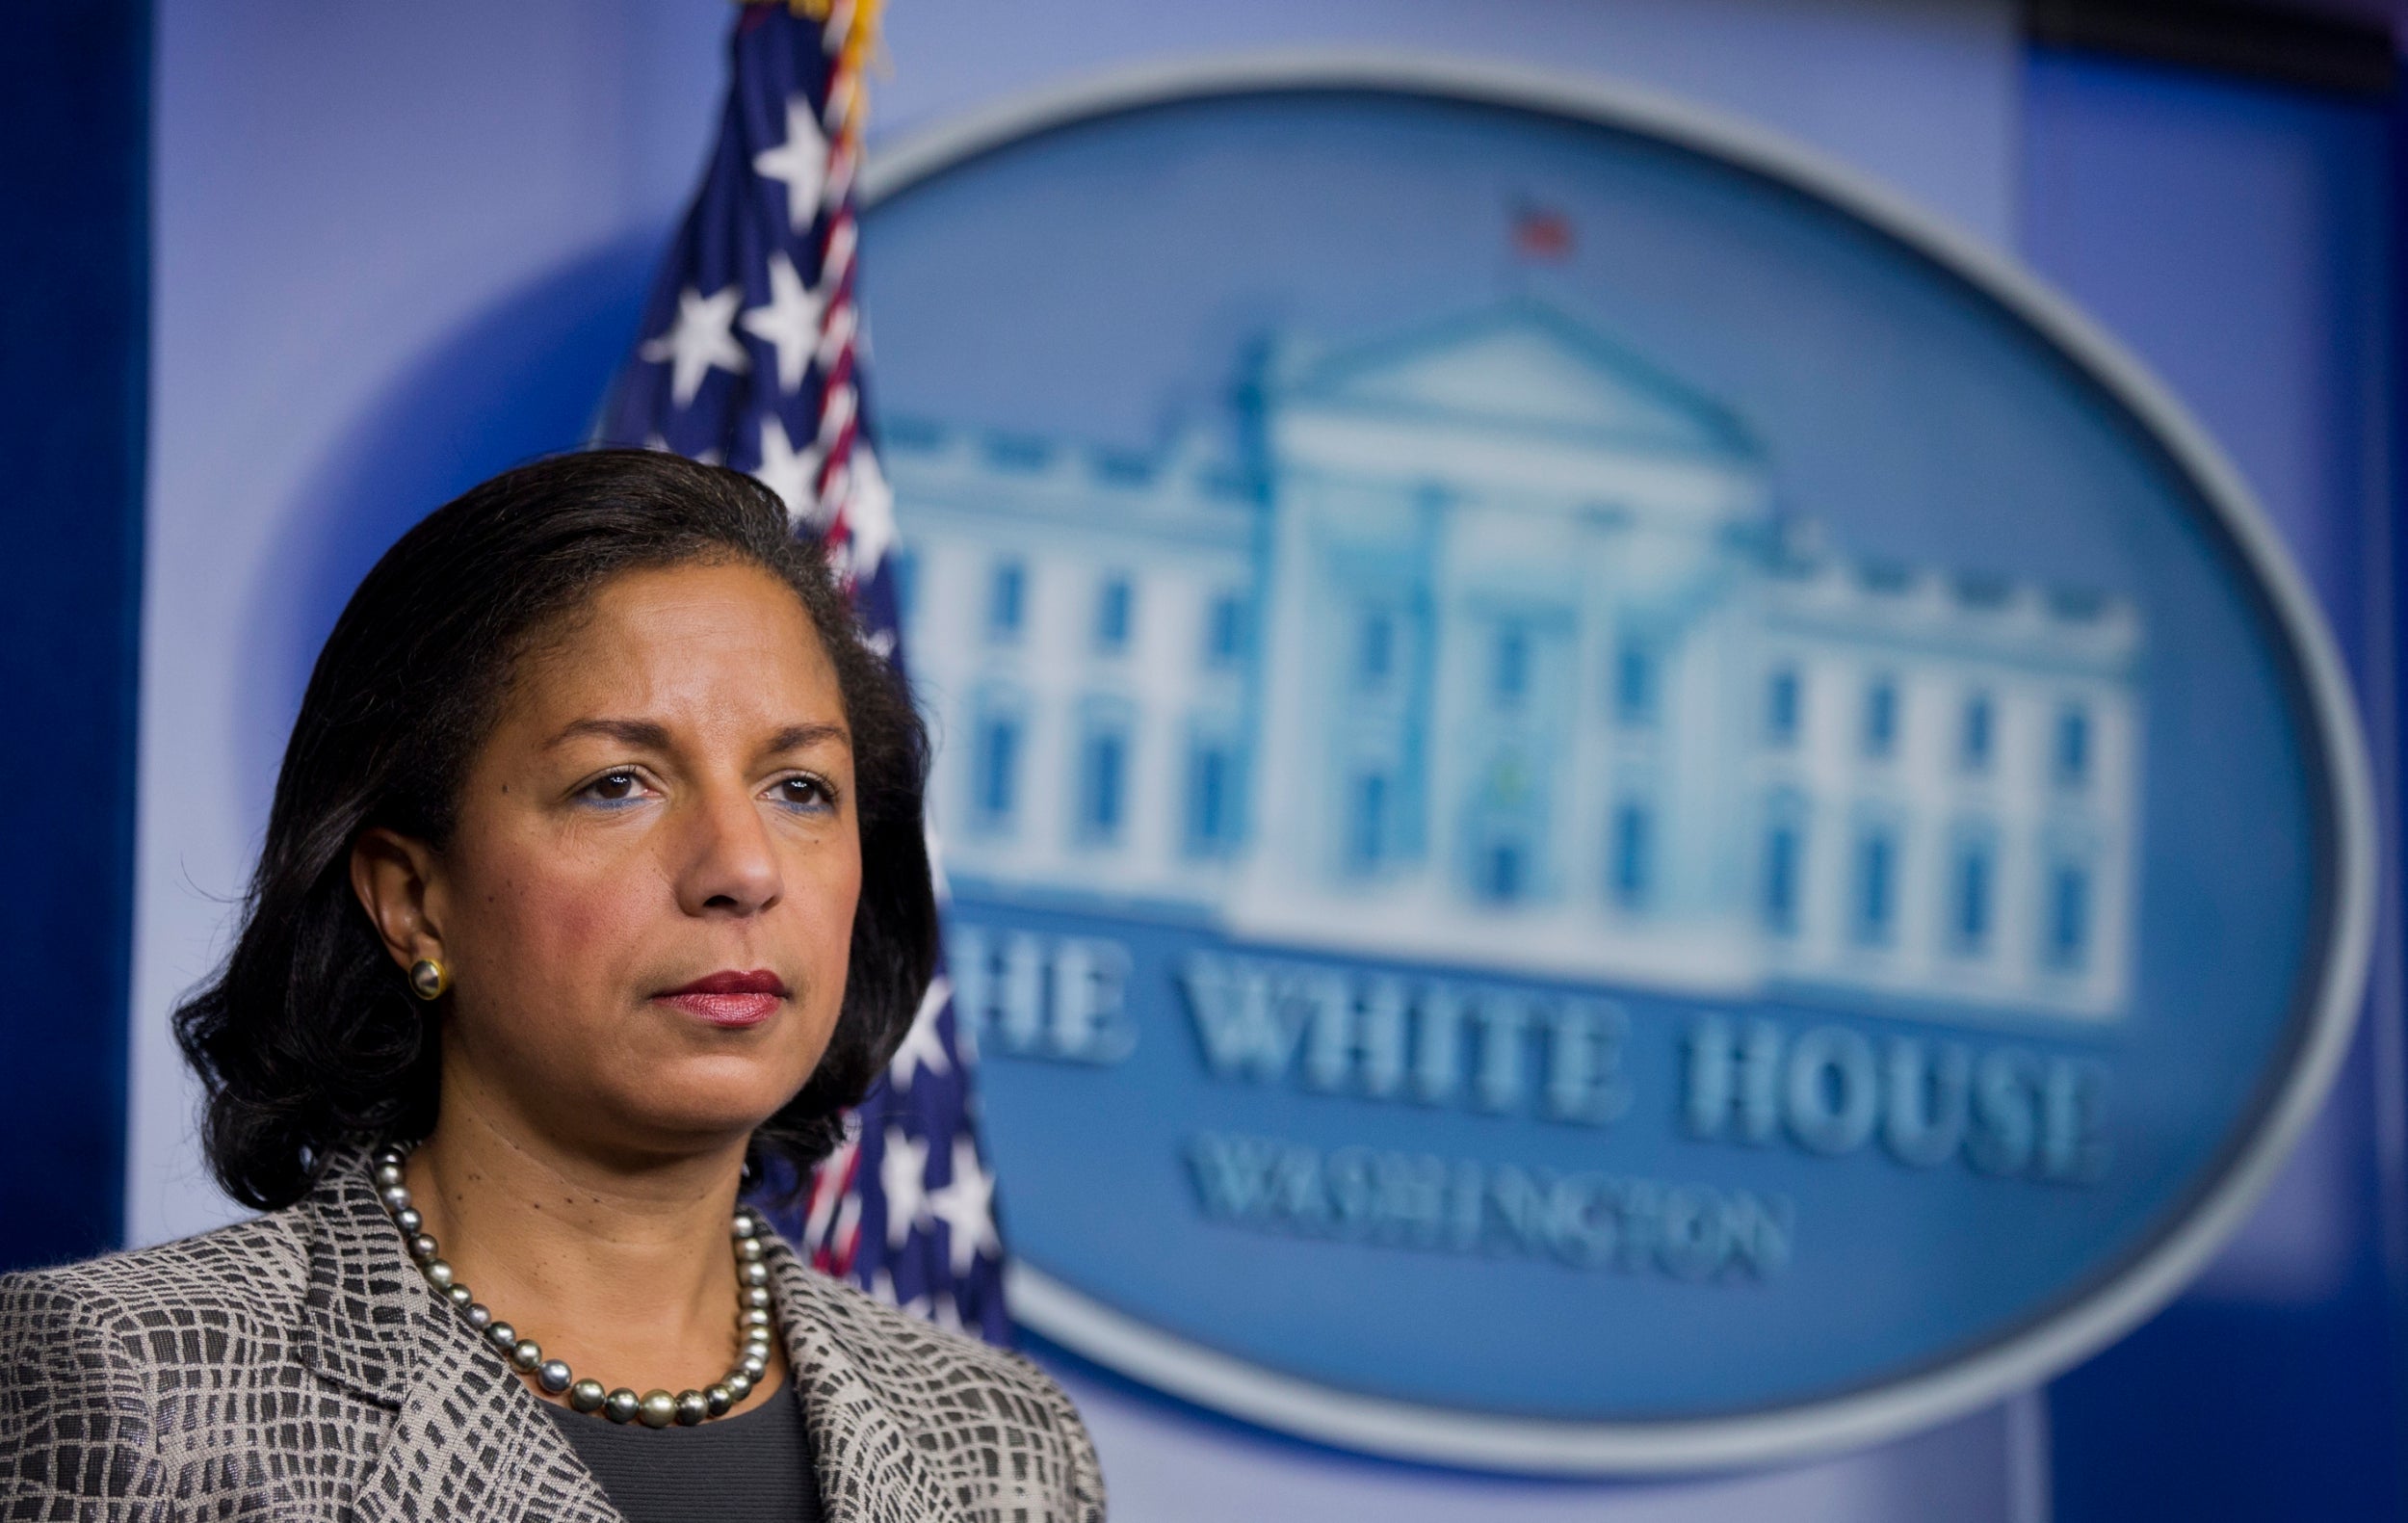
xmin=675 ymin=782 xmax=784 ymax=915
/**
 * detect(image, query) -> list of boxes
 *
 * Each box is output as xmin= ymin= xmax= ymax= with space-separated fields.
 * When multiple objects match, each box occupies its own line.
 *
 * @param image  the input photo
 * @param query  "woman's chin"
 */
xmin=590 ymin=1063 xmax=814 ymax=1146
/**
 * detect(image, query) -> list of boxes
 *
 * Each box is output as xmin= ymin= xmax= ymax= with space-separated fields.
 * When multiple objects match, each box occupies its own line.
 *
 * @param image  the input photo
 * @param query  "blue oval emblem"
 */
xmin=860 ymin=58 xmax=2375 ymax=1471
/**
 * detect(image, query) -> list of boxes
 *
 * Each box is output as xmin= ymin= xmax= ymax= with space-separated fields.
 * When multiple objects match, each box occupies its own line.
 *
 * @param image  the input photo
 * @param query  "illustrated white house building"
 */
xmin=888 ymin=303 xmax=2141 ymax=1021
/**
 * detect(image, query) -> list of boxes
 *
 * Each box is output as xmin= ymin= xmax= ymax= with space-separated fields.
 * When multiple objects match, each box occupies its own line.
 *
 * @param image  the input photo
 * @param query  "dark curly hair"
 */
xmin=173 ymin=449 xmax=937 ymax=1210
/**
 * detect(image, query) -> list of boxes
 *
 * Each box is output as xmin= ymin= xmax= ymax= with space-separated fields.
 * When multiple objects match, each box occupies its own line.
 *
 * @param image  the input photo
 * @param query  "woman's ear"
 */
xmin=350 ymin=827 xmax=447 ymax=971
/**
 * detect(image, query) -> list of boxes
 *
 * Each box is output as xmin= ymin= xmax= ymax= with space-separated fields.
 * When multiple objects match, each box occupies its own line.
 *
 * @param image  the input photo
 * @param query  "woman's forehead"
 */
xmin=509 ymin=561 xmax=845 ymax=733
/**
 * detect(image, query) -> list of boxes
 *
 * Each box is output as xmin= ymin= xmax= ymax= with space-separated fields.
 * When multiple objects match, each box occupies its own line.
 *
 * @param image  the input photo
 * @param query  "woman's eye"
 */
xmin=581 ymin=771 xmax=645 ymax=804
xmin=774 ymin=775 xmax=832 ymax=811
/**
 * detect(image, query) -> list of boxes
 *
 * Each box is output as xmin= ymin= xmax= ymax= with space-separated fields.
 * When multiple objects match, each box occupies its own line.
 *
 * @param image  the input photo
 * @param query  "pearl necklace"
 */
xmin=371 ymin=1146 xmax=776 ymax=1427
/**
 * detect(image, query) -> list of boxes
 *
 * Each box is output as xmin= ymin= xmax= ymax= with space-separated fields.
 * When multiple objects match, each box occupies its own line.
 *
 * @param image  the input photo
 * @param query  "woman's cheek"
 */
xmin=478 ymin=856 xmax=642 ymax=994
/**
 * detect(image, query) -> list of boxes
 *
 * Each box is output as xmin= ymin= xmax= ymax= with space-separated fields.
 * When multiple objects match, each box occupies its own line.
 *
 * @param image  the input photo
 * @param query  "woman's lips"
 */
xmin=655 ymin=970 xmax=787 ymax=1029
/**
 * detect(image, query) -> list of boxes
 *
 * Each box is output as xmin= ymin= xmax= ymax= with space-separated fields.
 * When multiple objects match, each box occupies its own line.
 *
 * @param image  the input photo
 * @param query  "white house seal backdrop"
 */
xmin=847 ymin=58 xmax=2370 ymax=1472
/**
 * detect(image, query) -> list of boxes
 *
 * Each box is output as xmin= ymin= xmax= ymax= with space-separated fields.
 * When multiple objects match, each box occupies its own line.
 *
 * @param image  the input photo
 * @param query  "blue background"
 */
xmin=0 ymin=1 xmax=146 ymax=1275
xmin=2023 ymin=53 xmax=2403 ymax=1522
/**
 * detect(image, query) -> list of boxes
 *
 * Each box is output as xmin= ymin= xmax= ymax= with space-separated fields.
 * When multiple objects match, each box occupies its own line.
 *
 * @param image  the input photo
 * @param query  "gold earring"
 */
xmin=407 ymin=958 xmax=450 ymax=1001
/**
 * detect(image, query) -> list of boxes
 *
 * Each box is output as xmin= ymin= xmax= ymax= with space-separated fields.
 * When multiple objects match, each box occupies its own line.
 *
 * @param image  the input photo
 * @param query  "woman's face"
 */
xmin=392 ymin=559 xmax=860 ymax=1161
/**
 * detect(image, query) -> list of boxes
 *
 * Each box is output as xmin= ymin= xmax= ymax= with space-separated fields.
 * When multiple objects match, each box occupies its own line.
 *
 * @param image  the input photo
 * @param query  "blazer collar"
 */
xmin=293 ymin=1145 xmax=446 ymax=1405
xmin=766 ymin=1236 xmax=963 ymax=1523
xmin=293 ymin=1145 xmax=963 ymax=1523
xmin=297 ymin=1145 xmax=622 ymax=1523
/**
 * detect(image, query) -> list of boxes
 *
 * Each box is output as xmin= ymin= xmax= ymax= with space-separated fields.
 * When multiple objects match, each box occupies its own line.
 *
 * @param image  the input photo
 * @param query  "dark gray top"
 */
xmin=541 ymin=1381 xmax=822 ymax=1523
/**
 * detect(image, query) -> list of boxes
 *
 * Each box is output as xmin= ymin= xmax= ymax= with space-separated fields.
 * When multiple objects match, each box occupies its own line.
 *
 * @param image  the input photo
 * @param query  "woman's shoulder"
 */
xmin=779 ymin=1262 xmax=1106 ymax=1517
xmin=0 ymin=1204 xmax=314 ymax=1345
xmin=786 ymin=1260 xmax=1078 ymax=1407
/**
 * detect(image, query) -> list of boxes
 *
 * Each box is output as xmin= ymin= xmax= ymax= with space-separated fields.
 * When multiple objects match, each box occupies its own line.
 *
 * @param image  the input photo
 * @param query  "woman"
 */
xmin=0 ymin=451 xmax=1104 ymax=1521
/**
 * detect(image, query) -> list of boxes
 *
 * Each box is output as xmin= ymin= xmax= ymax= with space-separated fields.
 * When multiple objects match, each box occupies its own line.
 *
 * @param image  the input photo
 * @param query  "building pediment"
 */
xmin=1272 ymin=301 xmax=1757 ymax=460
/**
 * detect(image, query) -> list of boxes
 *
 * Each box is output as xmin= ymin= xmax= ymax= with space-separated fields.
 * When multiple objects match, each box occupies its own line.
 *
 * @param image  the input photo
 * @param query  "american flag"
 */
xmin=599 ymin=0 xmax=1009 ymax=1346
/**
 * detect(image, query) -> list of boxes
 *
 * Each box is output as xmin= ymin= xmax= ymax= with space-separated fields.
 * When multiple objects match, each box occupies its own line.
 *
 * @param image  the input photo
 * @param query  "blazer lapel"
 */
xmin=770 ymin=1245 xmax=965 ymax=1523
xmin=291 ymin=1150 xmax=969 ymax=1523
xmin=294 ymin=1151 xmax=625 ymax=1523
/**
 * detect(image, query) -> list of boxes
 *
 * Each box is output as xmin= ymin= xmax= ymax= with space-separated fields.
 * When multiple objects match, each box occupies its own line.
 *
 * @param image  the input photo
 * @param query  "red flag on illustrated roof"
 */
xmin=1512 ymin=200 xmax=1575 ymax=262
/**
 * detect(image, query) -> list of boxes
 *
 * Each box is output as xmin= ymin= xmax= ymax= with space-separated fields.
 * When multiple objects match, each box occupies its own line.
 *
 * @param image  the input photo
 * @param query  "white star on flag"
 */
xmin=639 ymin=284 xmax=749 ymax=407
xmin=871 ymin=1269 xmax=929 ymax=1324
xmin=888 ymin=976 xmax=953 ymax=1092
xmin=751 ymin=414 xmax=817 ymax=523
xmin=927 ymin=1137 xmax=999 ymax=1276
xmin=752 ymin=94 xmax=828 ymax=233
xmin=879 ymin=1127 xmax=931 ymax=1249
xmin=740 ymin=252 xmax=824 ymax=395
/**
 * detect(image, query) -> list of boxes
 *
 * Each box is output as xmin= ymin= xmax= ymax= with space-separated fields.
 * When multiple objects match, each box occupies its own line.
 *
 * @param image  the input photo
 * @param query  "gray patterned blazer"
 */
xmin=0 ymin=1151 xmax=1105 ymax=1521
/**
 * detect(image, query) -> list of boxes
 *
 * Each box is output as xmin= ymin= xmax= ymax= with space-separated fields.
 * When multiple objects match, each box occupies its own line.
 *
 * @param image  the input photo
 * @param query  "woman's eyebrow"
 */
xmin=545 ymin=717 xmax=674 ymax=751
xmin=542 ymin=718 xmax=850 ymax=753
xmin=766 ymin=722 xmax=851 ymax=754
